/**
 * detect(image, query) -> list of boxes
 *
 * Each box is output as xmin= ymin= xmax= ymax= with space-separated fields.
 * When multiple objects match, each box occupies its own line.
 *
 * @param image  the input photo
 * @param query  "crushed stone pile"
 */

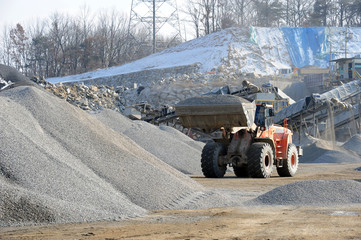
xmin=93 ymin=109 xmax=204 ymax=175
xmin=0 ymin=86 xmax=233 ymax=227
xmin=0 ymin=64 xmax=35 ymax=91
xmin=342 ymin=134 xmax=361 ymax=156
xmin=301 ymin=138 xmax=361 ymax=163
xmin=31 ymin=76 xmax=126 ymax=112
xmin=247 ymin=180 xmax=361 ymax=206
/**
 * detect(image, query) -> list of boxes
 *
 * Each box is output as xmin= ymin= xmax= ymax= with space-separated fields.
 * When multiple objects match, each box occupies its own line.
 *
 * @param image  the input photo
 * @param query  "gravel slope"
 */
xmin=0 ymin=86 xmax=229 ymax=227
xmin=94 ymin=110 xmax=204 ymax=175
xmin=342 ymin=134 xmax=361 ymax=156
xmin=247 ymin=180 xmax=361 ymax=206
xmin=301 ymin=139 xmax=361 ymax=163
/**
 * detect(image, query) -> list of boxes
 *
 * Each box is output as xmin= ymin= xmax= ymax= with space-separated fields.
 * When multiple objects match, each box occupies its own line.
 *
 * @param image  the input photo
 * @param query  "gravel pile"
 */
xmin=247 ymin=180 xmax=361 ymax=206
xmin=94 ymin=109 xmax=204 ymax=175
xmin=0 ymin=64 xmax=35 ymax=91
xmin=342 ymin=134 xmax=361 ymax=156
xmin=301 ymin=139 xmax=361 ymax=163
xmin=0 ymin=86 xmax=231 ymax=227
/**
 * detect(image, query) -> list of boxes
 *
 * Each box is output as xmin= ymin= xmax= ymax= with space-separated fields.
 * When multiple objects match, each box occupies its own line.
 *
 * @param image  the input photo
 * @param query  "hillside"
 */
xmin=48 ymin=27 xmax=361 ymax=84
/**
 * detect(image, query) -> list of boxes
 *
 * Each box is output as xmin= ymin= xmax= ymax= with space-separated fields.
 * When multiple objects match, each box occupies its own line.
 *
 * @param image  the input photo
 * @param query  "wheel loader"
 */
xmin=175 ymin=94 xmax=302 ymax=178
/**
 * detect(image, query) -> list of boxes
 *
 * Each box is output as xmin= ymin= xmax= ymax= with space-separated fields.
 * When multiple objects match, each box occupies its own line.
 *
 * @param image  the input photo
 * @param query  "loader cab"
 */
xmin=254 ymin=104 xmax=274 ymax=130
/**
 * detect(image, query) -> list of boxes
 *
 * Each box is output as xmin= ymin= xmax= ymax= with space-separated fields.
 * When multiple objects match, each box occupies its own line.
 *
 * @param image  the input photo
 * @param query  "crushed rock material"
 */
xmin=342 ymin=134 xmax=361 ymax=156
xmin=247 ymin=180 xmax=361 ymax=206
xmin=93 ymin=109 xmax=204 ymax=175
xmin=0 ymin=64 xmax=35 ymax=91
xmin=31 ymin=76 xmax=126 ymax=112
xmin=301 ymin=138 xmax=361 ymax=163
xmin=0 ymin=86 xmax=235 ymax=227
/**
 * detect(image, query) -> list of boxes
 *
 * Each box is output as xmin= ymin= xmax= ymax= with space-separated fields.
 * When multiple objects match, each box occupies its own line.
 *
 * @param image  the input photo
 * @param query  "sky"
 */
xmin=0 ymin=0 xmax=191 ymax=38
xmin=0 ymin=0 xmax=133 ymax=27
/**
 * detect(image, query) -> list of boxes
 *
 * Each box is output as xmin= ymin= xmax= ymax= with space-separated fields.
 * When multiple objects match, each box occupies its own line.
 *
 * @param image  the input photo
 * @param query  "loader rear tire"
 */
xmin=201 ymin=142 xmax=227 ymax=178
xmin=247 ymin=142 xmax=274 ymax=178
xmin=277 ymin=144 xmax=298 ymax=177
xmin=233 ymin=166 xmax=249 ymax=178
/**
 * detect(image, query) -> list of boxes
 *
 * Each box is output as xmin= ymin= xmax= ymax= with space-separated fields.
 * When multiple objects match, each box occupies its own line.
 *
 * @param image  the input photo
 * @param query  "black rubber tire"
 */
xmin=201 ymin=142 xmax=227 ymax=178
xmin=233 ymin=166 xmax=249 ymax=178
xmin=277 ymin=144 xmax=299 ymax=177
xmin=247 ymin=142 xmax=274 ymax=178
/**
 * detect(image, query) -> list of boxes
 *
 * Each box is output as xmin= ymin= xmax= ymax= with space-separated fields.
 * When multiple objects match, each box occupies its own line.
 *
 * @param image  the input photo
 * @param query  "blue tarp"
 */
xmin=281 ymin=27 xmax=330 ymax=68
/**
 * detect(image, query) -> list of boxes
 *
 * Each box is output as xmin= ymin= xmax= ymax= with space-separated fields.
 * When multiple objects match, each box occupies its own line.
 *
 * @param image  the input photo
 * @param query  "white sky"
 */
xmin=0 ymin=0 xmax=132 ymax=27
xmin=0 ymin=0 xmax=192 ymax=39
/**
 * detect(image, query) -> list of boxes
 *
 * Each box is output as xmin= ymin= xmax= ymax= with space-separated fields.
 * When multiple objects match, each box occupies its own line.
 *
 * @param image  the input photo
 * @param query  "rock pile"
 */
xmin=0 ymin=64 xmax=35 ymax=91
xmin=94 ymin=110 xmax=204 ymax=175
xmin=36 ymin=70 xmax=306 ymax=113
xmin=0 ymin=85 xmax=235 ymax=227
xmin=301 ymin=137 xmax=361 ymax=164
xmin=121 ymin=72 xmax=305 ymax=108
xmin=32 ymin=77 xmax=126 ymax=112
xmin=342 ymin=134 xmax=361 ymax=156
xmin=247 ymin=180 xmax=361 ymax=206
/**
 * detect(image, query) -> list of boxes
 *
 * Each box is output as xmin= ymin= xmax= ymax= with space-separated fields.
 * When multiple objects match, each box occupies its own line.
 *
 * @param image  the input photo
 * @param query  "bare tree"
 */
xmin=253 ymin=0 xmax=284 ymax=27
xmin=9 ymin=24 xmax=29 ymax=74
xmin=232 ymin=0 xmax=253 ymax=26
xmin=287 ymin=0 xmax=313 ymax=26
xmin=185 ymin=0 xmax=202 ymax=37
xmin=1 ymin=26 xmax=12 ymax=66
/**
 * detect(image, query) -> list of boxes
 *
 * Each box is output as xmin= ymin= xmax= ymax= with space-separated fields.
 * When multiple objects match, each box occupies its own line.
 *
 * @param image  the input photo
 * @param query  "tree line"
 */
xmin=1 ymin=0 xmax=361 ymax=78
xmin=186 ymin=0 xmax=361 ymax=37
xmin=0 ymin=8 xmax=176 ymax=78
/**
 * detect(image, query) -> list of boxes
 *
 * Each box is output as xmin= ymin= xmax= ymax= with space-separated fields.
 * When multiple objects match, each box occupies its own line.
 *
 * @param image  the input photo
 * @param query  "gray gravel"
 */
xmin=302 ymin=140 xmax=361 ymax=163
xmin=0 ymin=86 xmax=236 ymax=227
xmin=0 ymin=64 xmax=35 ymax=91
xmin=247 ymin=180 xmax=361 ymax=206
xmin=94 ymin=110 xmax=204 ymax=175
xmin=342 ymin=134 xmax=361 ymax=156
xmin=158 ymin=125 xmax=205 ymax=152
xmin=311 ymin=150 xmax=361 ymax=163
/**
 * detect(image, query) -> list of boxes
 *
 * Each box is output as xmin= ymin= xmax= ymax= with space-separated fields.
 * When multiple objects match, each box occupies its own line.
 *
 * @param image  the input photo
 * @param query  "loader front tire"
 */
xmin=247 ymin=142 xmax=274 ymax=178
xmin=201 ymin=142 xmax=227 ymax=178
xmin=277 ymin=144 xmax=298 ymax=177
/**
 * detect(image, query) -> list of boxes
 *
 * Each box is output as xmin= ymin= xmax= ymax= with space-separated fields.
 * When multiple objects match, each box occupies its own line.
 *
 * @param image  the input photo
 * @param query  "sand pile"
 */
xmin=0 ymin=86 xmax=231 ymax=227
xmin=94 ymin=110 xmax=204 ymax=175
xmin=342 ymin=134 xmax=361 ymax=156
xmin=248 ymin=180 xmax=361 ymax=206
xmin=301 ymin=138 xmax=361 ymax=163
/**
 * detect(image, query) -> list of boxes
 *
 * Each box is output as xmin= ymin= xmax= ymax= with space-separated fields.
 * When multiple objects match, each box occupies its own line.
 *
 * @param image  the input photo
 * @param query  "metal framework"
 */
xmin=274 ymin=80 xmax=361 ymax=142
xmin=127 ymin=0 xmax=182 ymax=57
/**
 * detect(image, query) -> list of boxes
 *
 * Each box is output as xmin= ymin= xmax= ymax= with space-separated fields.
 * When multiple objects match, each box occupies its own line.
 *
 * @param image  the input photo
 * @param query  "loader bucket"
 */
xmin=175 ymin=95 xmax=256 ymax=131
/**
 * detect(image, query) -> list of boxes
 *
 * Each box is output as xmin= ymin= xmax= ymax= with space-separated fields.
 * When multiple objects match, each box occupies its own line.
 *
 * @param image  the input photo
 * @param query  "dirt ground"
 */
xmin=1 ymin=163 xmax=361 ymax=240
